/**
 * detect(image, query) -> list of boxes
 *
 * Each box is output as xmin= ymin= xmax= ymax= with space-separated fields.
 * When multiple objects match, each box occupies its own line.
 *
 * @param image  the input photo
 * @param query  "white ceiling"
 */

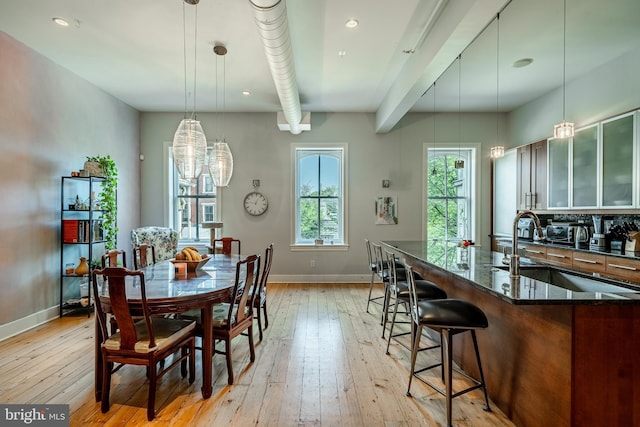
xmin=1 ymin=0 xmax=638 ymax=132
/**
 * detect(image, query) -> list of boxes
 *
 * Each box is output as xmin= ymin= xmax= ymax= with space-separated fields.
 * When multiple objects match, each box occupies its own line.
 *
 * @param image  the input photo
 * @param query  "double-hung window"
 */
xmin=293 ymin=144 xmax=347 ymax=247
xmin=168 ymin=145 xmax=218 ymax=244
xmin=426 ymin=146 xmax=477 ymax=264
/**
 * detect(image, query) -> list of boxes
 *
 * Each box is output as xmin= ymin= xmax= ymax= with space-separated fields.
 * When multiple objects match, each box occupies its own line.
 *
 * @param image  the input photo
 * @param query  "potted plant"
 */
xmin=86 ymin=155 xmax=118 ymax=250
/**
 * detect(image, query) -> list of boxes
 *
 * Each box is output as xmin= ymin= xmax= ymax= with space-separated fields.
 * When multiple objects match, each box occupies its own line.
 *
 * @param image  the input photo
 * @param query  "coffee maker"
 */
xmin=589 ymin=215 xmax=606 ymax=251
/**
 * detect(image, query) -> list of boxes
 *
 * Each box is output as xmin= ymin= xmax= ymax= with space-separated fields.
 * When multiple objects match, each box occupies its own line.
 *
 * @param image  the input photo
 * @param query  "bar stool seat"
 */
xmin=385 ymin=276 xmax=448 ymax=354
xmin=404 ymin=265 xmax=491 ymax=427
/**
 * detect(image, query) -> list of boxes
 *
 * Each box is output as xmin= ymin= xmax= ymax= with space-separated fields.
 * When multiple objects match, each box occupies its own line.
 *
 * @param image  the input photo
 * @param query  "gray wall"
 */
xmin=509 ymin=46 xmax=640 ymax=148
xmin=0 ymin=32 xmax=140 ymax=338
xmin=140 ymin=111 xmax=504 ymax=281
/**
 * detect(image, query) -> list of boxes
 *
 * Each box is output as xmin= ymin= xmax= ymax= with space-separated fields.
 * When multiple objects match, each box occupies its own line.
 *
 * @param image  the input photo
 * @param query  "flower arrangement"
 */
xmin=458 ymin=240 xmax=474 ymax=247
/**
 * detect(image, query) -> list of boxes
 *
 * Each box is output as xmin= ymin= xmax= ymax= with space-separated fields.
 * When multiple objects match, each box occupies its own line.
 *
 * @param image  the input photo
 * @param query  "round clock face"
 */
xmin=244 ymin=191 xmax=268 ymax=216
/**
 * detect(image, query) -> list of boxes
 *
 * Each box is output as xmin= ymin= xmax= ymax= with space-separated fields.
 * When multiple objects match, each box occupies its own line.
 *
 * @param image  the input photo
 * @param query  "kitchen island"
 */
xmin=382 ymin=240 xmax=640 ymax=427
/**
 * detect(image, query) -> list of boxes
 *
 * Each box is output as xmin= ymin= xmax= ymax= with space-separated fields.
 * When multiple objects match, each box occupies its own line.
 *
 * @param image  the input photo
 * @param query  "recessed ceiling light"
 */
xmin=242 ymin=90 xmax=251 ymax=96
xmin=338 ymin=50 xmax=347 ymax=58
xmin=513 ymin=58 xmax=534 ymax=68
xmin=52 ymin=17 xmax=69 ymax=27
xmin=345 ymin=18 xmax=359 ymax=29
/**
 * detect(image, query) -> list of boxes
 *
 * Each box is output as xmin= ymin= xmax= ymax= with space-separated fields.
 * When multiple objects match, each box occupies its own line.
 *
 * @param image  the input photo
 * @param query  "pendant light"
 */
xmin=430 ymin=81 xmax=438 ymax=176
xmin=553 ymin=0 xmax=574 ymax=139
xmin=491 ymin=13 xmax=505 ymax=159
xmin=208 ymin=44 xmax=234 ymax=187
xmin=172 ymin=0 xmax=207 ymax=180
xmin=454 ymin=55 xmax=464 ymax=169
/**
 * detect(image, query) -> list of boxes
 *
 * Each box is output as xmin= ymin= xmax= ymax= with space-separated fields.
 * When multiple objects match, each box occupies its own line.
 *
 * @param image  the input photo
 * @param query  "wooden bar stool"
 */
xmin=404 ymin=264 xmax=491 ymax=427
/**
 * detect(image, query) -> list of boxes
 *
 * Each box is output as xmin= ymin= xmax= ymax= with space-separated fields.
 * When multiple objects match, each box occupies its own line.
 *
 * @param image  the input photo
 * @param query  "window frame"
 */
xmin=291 ymin=143 xmax=348 ymax=251
xmin=423 ymin=144 xmax=480 ymax=245
xmin=165 ymin=142 xmax=220 ymax=244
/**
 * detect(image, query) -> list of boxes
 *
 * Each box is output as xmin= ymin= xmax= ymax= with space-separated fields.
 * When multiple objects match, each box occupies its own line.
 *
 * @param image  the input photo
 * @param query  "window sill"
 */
xmin=290 ymin=244 xmax=349 ymax=252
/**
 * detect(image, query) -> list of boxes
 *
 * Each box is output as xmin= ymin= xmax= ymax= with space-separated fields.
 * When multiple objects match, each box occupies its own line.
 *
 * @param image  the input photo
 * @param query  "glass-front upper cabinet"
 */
xmin=572 ymin=124 xmax=598 ymax=208
xmin=548 ymin=137 xmax=569 ymax=209
xmin=601 ymin=112 xmax=635 ymax=208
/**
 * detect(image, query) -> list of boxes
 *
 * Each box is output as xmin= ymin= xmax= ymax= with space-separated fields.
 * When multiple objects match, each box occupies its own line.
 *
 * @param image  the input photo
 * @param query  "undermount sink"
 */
xmin=496 ymin=265 xmax=638 ymax=293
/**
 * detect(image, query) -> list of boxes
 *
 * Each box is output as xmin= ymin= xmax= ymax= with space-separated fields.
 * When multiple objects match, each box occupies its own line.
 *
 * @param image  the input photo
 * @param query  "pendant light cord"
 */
xmin=192 ymin=4 xmax=199 ymax=119
xmin=562 ymin=0 xmax=567 ymax=121
xmin=496 ymin=13 xmax=500 ymax=144
xmin=458 ymin=54 xmax=462 ymax=157
xmin=182 ymin=2 xmax=187 ymax=119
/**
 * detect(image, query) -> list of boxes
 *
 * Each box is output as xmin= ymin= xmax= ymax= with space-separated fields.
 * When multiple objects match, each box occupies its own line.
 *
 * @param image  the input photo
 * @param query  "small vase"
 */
xmin=74 ymin=257 xmax=89 ymax=276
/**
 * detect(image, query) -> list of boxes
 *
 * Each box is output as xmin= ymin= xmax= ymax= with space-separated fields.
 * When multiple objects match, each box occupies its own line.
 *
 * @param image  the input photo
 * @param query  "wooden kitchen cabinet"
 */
xmin=545 ymin=246 xmax=573 ymax=267
xmin=572 ymin=252 xmax=606 ymax=274
xmin=517 ymin=139 xmax=547 ymax=210
xmin=521 ymin=243 xmax=546 ymax=261
xmin=605 ymin=255 xmax=640 ymax=281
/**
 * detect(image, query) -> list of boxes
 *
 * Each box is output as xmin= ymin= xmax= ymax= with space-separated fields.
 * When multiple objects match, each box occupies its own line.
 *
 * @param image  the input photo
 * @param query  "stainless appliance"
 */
xmin=590 ymin=215 xmax=607 ymax=251
xmin=573 ymin=225 xmax=590 ymax=249
xmin=545 ymin=223 xmax=575 ymax=245
xmin=517 ymin=218 xmax=535 ymax=240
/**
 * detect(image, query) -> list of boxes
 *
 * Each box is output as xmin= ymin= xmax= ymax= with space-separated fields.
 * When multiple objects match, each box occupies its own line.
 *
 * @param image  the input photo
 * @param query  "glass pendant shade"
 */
xmin=490 ymin=146 xmax=505 ymax=158
xmin=553 ymin=120 xmax=575 ymax=139
xmin=172 ymin=118 xmax=208 ymax=179
xmin=208 ymin=139 xmax=233 ymax=187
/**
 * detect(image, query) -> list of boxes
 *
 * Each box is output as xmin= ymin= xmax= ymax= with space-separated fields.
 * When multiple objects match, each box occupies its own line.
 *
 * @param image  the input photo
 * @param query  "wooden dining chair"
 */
xmin=212 ymin=253 xmax=260 ymax=384
xmin=101 ymin=249 xmax=127 ymax=268
xmin=253 ymin=243 xmax=274 ymax=340
xmin=91 ymin=267 xmax=196 ymax=421
xmin=213 ymin=237 xmax=241 ymax=256
xmin=133 ymin=243 xmax=156 ymax=270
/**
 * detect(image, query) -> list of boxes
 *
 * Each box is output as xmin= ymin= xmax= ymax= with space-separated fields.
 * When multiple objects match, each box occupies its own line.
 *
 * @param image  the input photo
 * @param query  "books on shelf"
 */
xmin=62 ymin=219 xmax=103 ymax=243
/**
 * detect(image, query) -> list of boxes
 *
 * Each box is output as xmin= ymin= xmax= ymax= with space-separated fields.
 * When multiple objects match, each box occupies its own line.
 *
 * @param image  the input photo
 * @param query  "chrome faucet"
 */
xmin=511 ymin=210 xmax=545 ymax=277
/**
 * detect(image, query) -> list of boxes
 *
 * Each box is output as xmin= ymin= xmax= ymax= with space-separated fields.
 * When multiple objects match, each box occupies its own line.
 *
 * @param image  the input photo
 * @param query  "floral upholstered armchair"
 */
xmin=131 ymin=226 xmax=179 ymax=263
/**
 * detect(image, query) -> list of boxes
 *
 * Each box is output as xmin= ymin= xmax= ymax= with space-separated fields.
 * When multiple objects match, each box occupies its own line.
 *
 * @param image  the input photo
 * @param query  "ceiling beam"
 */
xmin=375 ymin=0 xmax=508 ymax=133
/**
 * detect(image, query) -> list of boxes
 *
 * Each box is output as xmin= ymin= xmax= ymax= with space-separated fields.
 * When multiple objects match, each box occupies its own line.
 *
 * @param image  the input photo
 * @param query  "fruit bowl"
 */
xmin=170 ymin=255 xmax=210 ymax=272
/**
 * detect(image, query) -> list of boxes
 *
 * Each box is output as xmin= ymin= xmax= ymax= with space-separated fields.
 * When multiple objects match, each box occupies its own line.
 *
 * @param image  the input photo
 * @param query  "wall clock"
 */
xmin=244 ymin=191 xmax=268 ymax=216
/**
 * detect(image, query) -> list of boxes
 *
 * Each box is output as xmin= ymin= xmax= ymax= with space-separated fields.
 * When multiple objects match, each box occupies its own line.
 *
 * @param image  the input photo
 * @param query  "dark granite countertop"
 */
xmin=381 ymin=240 xmax=640 ymax=305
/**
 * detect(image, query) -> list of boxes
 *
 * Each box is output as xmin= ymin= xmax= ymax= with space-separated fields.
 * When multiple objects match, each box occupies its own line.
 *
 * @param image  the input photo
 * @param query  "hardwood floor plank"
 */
xmin=0 ymin=283 xmax=514 ymax=427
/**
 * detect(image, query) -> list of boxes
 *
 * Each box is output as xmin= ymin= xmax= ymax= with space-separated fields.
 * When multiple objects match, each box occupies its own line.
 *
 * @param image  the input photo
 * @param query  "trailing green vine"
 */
xmin=86 ymin=155 xmax=118 ymax=250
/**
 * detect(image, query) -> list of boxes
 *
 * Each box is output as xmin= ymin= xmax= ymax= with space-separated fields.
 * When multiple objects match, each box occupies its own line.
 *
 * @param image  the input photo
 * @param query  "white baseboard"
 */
xmin=0 ymin=306 xmax=59 ymax=342
xmin=269 ymin=274 xmax=369 ymax=283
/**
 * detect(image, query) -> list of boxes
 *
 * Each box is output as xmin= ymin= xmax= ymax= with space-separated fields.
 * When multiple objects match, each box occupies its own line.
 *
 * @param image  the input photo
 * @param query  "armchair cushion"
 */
xmin=131 ymin=227 xmax=178 ymax=263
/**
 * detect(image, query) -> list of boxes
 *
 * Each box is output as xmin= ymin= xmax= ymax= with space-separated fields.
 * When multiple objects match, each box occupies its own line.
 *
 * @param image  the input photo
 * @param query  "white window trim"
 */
xmin=422 ymin=143 xmax=481 ymax=245
xmin=290 ymin=142 xmax=349 ymax=251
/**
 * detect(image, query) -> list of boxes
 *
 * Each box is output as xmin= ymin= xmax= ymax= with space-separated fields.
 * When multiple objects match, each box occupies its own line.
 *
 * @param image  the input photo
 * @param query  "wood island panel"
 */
xmin=407 ymin=258 xmax=571 ymax=427
xmin=403 ymin=253 xmax=640 ymax=427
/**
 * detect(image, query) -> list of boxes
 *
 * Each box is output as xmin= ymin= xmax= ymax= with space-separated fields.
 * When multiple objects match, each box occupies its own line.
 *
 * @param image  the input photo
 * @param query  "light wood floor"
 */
xmin=0 ymin=283 xmax=514 ymax=426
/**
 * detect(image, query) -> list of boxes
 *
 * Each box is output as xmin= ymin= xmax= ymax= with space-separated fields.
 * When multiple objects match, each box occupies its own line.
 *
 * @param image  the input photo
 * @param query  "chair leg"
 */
xmin=188 ymin=339 xmax=196 ymax=384
xmin=224 ymin=338 xmax=234 ymax=385
xmin=147 ymin=359 xmax=157 ymax=421
xmin=471 ymin=330 xmax=491 ymax=412
xmin=101 ymin=359 xmax=112 ymax=413
xmin=381 ymin=283 xmax=394 ymax=338
xmin=256 ymin=308 xmax=264 ymax=341
xmin=263 ymin=302 xmax=269 ymax=329
xmin=180 ymin=346 xmax=188 ymax=378
xmin=442 ymin=329 xmax=453 ymax=427
xmin=406 ymin=323 xmax=422 ymax=397
xmin=248 ymin=325 xmax=256 ymax=362
xmin=366 ymin=272 xmax=376 ymax=313
xmin=385 ymin=295 xmax=401 ymax=353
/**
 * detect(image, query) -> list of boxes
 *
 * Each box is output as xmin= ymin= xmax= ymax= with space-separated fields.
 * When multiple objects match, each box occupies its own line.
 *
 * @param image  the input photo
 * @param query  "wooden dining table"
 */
xmin=93 ymin=254 xmax=241 ymax=401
